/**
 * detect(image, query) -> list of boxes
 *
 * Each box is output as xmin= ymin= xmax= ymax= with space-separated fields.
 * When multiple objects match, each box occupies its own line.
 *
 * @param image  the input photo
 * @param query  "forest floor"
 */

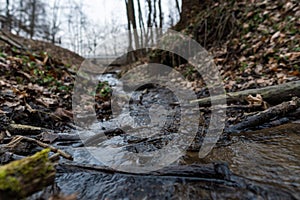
xmin=175 ymin=0 xmax=300 ymax=93
xmin=0 ymin=0 xmax=299 ymax=198
xmin=0 ymin=0 xmax=299 ymax=132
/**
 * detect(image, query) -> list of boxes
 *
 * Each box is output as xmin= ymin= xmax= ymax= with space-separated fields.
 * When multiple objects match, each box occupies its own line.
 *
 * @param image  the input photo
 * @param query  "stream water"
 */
xmin=187 ymin=123 xmax=300 ymax=199
xmin=31 ymin=72 xmax=299 ymax=199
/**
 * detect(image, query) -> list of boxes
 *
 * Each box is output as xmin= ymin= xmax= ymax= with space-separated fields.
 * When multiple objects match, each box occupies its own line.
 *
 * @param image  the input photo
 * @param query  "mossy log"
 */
xmin=0 ymin=149 xmax=56 ymax=199
xmin=190 ymin=80 xmax=300 ymax=106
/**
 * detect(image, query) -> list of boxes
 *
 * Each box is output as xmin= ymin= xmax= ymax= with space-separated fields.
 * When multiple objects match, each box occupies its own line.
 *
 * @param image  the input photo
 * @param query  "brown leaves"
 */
xmin=0 ymin=45 xmax=77 ymax=129
xmin=270 ymin=31 xmax=281 ymax=43
xmin=53 ymin=108 xmax=73 ymax=121
xmin=207 ymin=0 xmax=300 ymax=93
xmin=36 ymin=97 xmax=58 ymax=108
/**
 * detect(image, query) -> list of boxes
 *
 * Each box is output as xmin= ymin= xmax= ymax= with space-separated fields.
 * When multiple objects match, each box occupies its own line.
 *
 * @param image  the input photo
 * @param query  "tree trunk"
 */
xmin=125 ymin=0 xmax=134 ymax=62
xmin=16 ymin=0 xmax=24 ymax=35
xmin=29 ymin=0 xmax=37 ymax=39
xmin=146 ymin=0 xmax=153 ymax=46
xmin=158 ymin=0 xmax=163 ymax=31
xmin=128 ymin=0 xmax=139 ymax=49
xmin=153 ymin=0 xmax=157 ymax=28
xmin=137 ymin=0 xmax=145 ymax=47
xmin=175 ymin=0 xmax=181 ymax=15
xmin=5 ymin=0 xmax=11 ymax=32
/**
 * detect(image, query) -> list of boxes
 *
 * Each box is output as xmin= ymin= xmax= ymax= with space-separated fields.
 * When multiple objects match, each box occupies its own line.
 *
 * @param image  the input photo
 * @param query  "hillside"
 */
xmin=173 ymin=0 xmax=299 ymax=92
xmin=0 ymin=31 xmax=84 ymax=130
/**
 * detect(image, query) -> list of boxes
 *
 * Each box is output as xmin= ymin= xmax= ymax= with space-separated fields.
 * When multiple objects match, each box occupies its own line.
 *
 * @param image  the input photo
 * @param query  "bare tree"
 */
xmin=175 ymin=0 xmax=181 ymax=15
xmin=16 ymin=0 xmax=24 ymax=35
xmin=64 ymin=0 xmax=88 ymax=54
xmin=4 ymin=0 xmax=12 ymax=31
xmin=0 ymin=0 xmax=49 ymax=39
xmin=146 ymin=0 xmax=153 ymax=45
xmin=153 ymin=0 xmax=160 ymax=39
xmin=28 ymin=0 xmax=37 ymax=38
xmin=125 ymin=0 xmax=133 ymax=51
xmin=153 ymin=0 xmax=157 ymax=28
xmin=136 ymin=0 xmax=145 ymax=47
xmin=158 ymin=0 xmax=163 ymax=35
xmin=49 ymin=0 xmax=61 ymax=44
xmin=19 ymin=0 xmax=50 ymax=39
xmin=128 ymin=0 xmax=139 ymax=49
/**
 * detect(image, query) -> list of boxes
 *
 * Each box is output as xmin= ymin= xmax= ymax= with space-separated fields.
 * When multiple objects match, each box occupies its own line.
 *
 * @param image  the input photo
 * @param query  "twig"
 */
xmin=4 ymin=135 xmax=73 ymax=160
xmin=7 ymin=123 xmax=43 ymax=135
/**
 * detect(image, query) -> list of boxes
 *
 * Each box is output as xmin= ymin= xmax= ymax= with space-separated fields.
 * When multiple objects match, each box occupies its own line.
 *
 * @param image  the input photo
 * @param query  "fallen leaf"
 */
xmin=17 ymin=70 xmax=32 ymax=79
xmin=54 ymin=108 xmax=73 ymax=120
xmin=43 ymin=54 xmax=49 ymax=65
xmin=271 ymin=31 xmax=280 ymax=42
xmin=246 ymin=94 xmax=263 ymax=106
xmin=36 ymin=97 xmax=58 ymax=108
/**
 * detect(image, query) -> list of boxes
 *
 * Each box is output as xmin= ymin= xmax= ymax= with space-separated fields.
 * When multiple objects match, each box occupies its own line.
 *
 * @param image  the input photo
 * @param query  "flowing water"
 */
xmin=31 ymin=72 xmax=300 ymax=199
xmin=186 ymin=123 xmax=300 ymax=199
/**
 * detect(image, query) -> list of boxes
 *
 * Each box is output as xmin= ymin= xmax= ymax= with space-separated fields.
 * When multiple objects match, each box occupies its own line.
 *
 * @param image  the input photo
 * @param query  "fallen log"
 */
xmin=190 ymin=80 xmax=300 ymax=106
xmin=0 ymin=149 xmax=56 ymax=199
xmin=56 ymin=162 xmax=295 ymax=199
xmin=228 ymin=97 xmax=300 ymax=133
xmin=57 ymin=162 xmax=231 ymax=181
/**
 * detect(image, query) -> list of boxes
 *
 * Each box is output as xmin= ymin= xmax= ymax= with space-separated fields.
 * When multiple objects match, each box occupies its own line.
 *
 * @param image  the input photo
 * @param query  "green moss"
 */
xmin=0 ymin=176 xmax=21 ymax=192
xmin=239 ymin=62 xmax=248 ymax=71
xmin=0 ymin=164 xmax=21 ymax=193
xmin=96 ymin=81 xmax=112 ymax=97
xmin=0 ymin=148 xmax=52 ymax=194
xmin=0 ymin=52 xmax=6 ymax=58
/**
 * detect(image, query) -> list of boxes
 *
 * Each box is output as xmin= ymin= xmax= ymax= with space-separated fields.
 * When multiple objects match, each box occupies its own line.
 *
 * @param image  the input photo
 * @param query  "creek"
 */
xmin=30 ymin=71 xmax=299 ymax=199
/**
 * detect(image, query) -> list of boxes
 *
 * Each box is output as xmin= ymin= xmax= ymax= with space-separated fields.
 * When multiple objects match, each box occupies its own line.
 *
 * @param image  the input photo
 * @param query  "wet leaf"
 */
xmin=39 ymin=132 xmax=59 ymax=143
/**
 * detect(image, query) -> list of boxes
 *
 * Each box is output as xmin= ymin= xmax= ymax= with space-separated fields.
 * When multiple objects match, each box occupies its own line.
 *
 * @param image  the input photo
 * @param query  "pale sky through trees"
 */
xmin=83 ymin=0 xmax=127 ymax=25
xmin=45 ymin=0 xmax=180 ymax=28
xmin=69 ymin=0 xmax=182 ymax=56
xmin=82 ymin=0 xmax=180 ymax=27
xmin=0 ymin=0 xmax=181 ymax=56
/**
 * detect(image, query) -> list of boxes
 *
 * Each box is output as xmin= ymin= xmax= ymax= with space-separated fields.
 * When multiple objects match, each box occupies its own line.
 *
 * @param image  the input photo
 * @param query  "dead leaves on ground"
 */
xmin=0 ymin=47 xmax=74 ymax=129
xmin=184 ymin=0 xmax=299 ymax=93
xmin=217 ymin=0 xmax=300 ymax=91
